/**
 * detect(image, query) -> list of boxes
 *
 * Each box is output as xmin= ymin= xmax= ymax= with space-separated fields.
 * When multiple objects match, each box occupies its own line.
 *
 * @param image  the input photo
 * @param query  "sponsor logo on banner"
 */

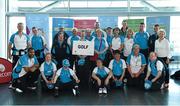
xmin=52 ymin=18 xmax=74 ymax=38
xmin=74 ymin=20 xmax=96 ymax=35
xmin=0 ymin=64 xmax=5 ymax=72
xmin=0 ymin=58 xmax=12 ymax=84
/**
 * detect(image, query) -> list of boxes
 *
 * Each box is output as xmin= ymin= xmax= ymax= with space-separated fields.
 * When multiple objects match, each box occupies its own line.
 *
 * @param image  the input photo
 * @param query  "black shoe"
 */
xmin=75 ymin=87 xmax=80 ymax=96
xmin=73 ymin=86 xmax=80 ymax=96
xmin=54 ymin=89 xmax=59 ymax=97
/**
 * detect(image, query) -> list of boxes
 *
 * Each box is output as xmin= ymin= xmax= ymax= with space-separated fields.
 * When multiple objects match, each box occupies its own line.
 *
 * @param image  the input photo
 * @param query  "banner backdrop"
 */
xmin=74 ymin=19 xmax=96 ymax=35
xmin=26 ymin=14 xmax=49 ymax=47
xmin=0 ymin=58 xmax=12 ymax=84
xmin=146 ymin=16 xmax=170 ymax=39
xmin=72 ymin=41 xmax=94 ymax=56
xmin=52 ymin=18 xmax=74 ymax=39
xmin=124 ymin=19 xmax=144 ymax=33
xmin=98 ymin=16 xmax=118 ymax=29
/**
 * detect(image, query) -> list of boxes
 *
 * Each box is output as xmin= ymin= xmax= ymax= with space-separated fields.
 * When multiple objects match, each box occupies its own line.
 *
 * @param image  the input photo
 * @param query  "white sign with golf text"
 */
xmin=72 ymin=41 xmax=94 ymax=56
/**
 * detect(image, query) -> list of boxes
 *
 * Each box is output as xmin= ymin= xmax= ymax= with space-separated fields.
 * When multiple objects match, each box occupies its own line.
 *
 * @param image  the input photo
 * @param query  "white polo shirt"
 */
xmin=155 ymin=38 xmax=171 ymax=58
xmin=9 ymin=32 xmax=30 ymax=55
xmin=112 ymin=36 xmax=121 ymax=50
xmin=123 ymin=38 xmax=134 ymax=57
xmin=127 ymin=53 xmax=146 ymax=74
xmin=9 ymin=32 xmax=30 ymax=50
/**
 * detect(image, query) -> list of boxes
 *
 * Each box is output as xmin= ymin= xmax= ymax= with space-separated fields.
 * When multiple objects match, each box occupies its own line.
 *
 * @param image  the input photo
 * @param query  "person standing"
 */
xmin=92 ymin=29 xmax=109 ymax=64
xmin=155 ymin=29 xmax=171 ymax=88
xmin=85 ymin=29 xmax=95 ymax=41
xmin=105 ymin=27 xmax=114 ymax=67
xmin=148 ymin=24 xmax=160 ymax=52
xmin=51 ymin=32 xmax=71 ymax=69
xmin=8 ymin=23 xmax=31 ymax=67
xmin=31 ymin=27 xmax=47 ymax=64
xmin=134 ymin=23 xmax=149 ymax=60
xmin=67 ymin=28 xmax=80 ymax=69
xmin=90 ymin=29 xmax=108 ymax=69
xmin=91 ymin=22 xmax=107 ymax=38
xmin=120 ymin=21 xmax=128 ymax=44
xmin=123 ymin=28 xmax=134 ymax=60
xmin=53 ymin=26 xmax=69 ymax=43
xmin=111 ymin=27 xmax=123 ymax=53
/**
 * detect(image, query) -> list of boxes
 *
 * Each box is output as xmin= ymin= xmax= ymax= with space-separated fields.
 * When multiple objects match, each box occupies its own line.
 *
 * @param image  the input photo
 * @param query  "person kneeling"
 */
xmin=53 ymin=59 xmax=80 ymax=97
xmin=92 ymin=58 xmax=112 ymax=95
xmin=109 ymin=50 xmax=126 ymax=88
xmin=40 ymin=53 xmax=57 ymax=91
xmin=11 ymin=48 xmax=39 ymax=93
xmin=126 ymin=44 xmax=146 ymax=88
xmin=144 ymin=52 xmax=165 ymax=90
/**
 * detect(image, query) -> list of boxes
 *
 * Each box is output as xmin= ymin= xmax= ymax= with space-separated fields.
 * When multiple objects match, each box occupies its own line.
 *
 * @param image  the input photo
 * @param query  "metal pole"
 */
xmin=127 ymin=0 xmax=131 ymax=19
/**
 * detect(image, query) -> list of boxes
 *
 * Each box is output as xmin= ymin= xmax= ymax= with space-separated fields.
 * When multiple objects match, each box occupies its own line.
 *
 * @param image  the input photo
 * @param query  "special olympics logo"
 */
xmin=0 ymin=64 xmax=5 ymax=72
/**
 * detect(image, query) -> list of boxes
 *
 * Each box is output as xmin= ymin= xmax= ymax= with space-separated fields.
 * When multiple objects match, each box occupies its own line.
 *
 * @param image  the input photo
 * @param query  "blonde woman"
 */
xmin=123 ymin=28 xmax=134 ymax=60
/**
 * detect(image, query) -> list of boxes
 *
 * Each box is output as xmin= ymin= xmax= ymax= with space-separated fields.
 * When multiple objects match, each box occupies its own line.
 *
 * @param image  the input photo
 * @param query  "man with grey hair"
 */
xmin=8 ymin=23 xmax=31 ymax=68
xmin=126 ymin=44 xmax=146 ymax=88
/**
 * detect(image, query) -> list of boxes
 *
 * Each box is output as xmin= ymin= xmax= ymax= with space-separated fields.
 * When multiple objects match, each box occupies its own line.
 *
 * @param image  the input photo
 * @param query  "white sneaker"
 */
xmin=72 ymin=89 xmax=76 ymax=96
xmin=102 ymin=87 xmax=107 ymax=94
xmin=123 ymin=78 xmax=127 ymax=83
xmin=160 ymin=83 xmax=165 ymax=89
xmin=9 ymin=84 xmax=16 ymax=90
xmin=15 ymin=88 xmax=23 ymax=93
xmin=98 ymin=88 xmax=103 ymax=94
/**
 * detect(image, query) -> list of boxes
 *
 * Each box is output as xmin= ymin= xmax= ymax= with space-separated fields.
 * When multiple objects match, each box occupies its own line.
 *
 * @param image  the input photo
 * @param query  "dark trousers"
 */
xmin=12 ymin=70 xmax=40 ymax=91
xmin=158 ymin=57 xmax=169 ymax=84
xmin=37 ymin=58 xmax=44 ymax=65
xmin=87 ymin=56 xmax=96 ymax=73
xmin=110 ymin=75 xmax=123 ymax=88
xmin=140 ymin=49 xmax=149 ymax=62
xmin=123 ymin=56 xmax=128 ymax=61
xmin=75 ymin=58 xmax=91 ymax=88
xmin=92 ymin=75 xmax=109 ymax=89
xmin=104 ymin=50 xmax=113 ymax=67
xmin=55 ymin=80 xmax=78 ymax=91
xmin=12 ymin=55 xmax=20 ymax=68
xmin=126 ymin=72 xmax=145 ymax=88
xmin=56 ymin=59 xmax=64 ymax=69
xmin=69 ymin=55 xmax=77 ymax=69
xmin=147 ymin=74 xmax=164 ymax=90
xmin=41 ymin=76 xmax=53 ymax=90
xmin=35 ymin=50 xmax=45 ymax=65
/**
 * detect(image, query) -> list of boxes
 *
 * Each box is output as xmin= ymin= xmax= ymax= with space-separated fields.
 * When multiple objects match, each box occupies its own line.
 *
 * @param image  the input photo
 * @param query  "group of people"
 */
xmin=8 ymin=21 xmax=171 ymax=97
